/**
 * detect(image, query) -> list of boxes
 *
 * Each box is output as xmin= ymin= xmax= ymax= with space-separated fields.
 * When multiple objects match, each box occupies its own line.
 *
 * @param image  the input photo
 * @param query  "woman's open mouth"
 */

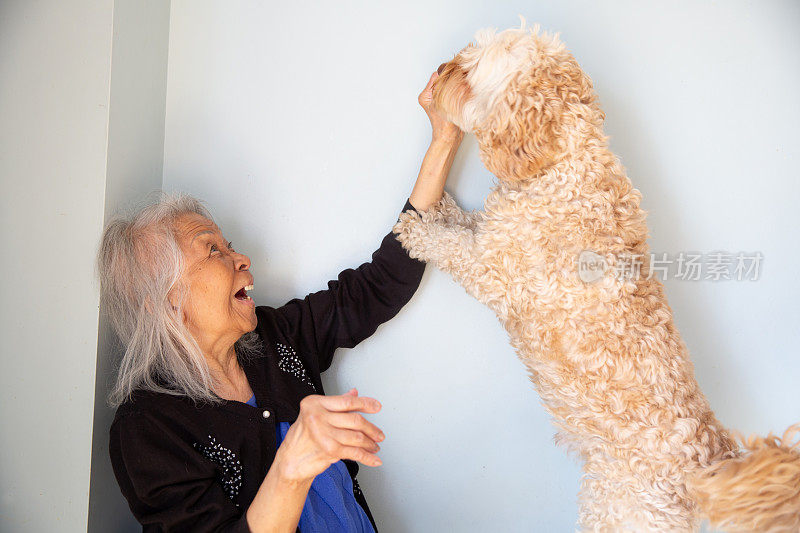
xmin=234 ymin=284 xmax=255 ymax=305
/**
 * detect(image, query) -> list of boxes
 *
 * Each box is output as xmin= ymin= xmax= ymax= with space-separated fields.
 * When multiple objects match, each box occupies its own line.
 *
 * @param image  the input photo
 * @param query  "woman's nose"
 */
xmin=235 ymin=253 xmax=251 ymax=271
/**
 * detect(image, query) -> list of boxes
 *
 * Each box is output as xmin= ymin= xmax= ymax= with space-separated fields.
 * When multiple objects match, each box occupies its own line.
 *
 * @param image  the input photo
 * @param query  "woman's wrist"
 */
xmin=245 ymin=453 xmax=313 ymax=533
xmin=272 ymin=445 xmax=314 ymax=486
xmin=408 ymin=134 xmax=462 ymax=211
xmin=273 ymin=462 xmax=314 ymax=494
xmin=431 ymin=127 xmax=464 ymax=146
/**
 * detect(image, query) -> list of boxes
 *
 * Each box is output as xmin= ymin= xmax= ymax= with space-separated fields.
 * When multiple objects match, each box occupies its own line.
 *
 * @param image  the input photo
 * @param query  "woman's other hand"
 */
xmin=274 ymin=388 xmax=385 ymax=483
xmin=419 ymin=69 xmax=464 ymax=144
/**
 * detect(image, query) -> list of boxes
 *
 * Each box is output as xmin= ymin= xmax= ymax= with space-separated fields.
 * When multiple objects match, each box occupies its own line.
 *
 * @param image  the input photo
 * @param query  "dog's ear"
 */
xmin=474 ymin=52 xmax=601 ymax=182
xmin=473 ymin=72 xmax=561 ymax=181
xmin=553 ymin=54 xmax=598 ymax=109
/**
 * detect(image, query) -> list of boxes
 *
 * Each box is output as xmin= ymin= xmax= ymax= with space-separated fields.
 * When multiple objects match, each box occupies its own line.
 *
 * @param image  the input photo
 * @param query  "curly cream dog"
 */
xmin=393 ymin=20 xmax=800 ymax=533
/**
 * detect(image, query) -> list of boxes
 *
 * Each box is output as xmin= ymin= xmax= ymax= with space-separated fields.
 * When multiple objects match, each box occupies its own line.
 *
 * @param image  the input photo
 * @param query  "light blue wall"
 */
xmin=0 ymin=1 xmax=114 ymax=530
xmin=160 ymin=1 xmax=800 ymax=531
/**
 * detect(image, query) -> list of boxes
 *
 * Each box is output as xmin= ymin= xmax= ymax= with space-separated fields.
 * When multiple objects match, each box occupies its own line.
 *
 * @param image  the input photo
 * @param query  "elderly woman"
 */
xmin=98 ymin=70 xmax=461 ymax=532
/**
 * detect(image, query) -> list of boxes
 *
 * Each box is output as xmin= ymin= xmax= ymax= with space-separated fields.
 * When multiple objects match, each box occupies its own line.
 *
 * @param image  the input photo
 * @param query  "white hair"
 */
xmin=96 ymin=191 xmax=263 ymax=408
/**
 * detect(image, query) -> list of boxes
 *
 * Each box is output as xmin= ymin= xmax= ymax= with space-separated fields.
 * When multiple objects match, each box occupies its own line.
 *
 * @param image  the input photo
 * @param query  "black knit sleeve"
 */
xmin=109 ymin=410 xmax=252 ymax=533
xmin=271 ymin=199 xmax=426 ymax=374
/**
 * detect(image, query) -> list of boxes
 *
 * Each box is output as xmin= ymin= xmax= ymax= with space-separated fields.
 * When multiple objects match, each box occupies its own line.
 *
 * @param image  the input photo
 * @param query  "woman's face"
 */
xmin=171 ymin=212 xmax=257 ymax=352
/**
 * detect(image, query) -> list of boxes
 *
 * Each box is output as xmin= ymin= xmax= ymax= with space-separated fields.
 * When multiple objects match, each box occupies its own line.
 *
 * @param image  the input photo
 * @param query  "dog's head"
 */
xmin=433 ymin=18 xmax=602 ymax=182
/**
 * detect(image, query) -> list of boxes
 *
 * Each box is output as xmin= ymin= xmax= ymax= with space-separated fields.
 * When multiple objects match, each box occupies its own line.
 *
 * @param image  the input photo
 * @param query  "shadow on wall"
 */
xmin=88 ymin=313 xmax=140 ymax=533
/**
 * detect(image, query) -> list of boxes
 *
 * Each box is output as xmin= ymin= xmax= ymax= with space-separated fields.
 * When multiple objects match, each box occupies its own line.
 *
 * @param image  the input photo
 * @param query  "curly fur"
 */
xmin=687 ymin=426 xmax=800 ymax=532
xmin=393 ymin=19 xmax=800 ymax=532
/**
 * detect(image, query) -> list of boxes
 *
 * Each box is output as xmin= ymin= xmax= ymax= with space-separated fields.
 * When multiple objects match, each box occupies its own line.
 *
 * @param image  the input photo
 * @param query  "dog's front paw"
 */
xmin=392 ymin=209 xmax=420 ymax=239
xmin=422 ymin=192 xmax=455 ymax=224
xmin=433 ymin=191 xmax=479 ymax=229
xmin=392 ymin=210 xmax=431 ymax=262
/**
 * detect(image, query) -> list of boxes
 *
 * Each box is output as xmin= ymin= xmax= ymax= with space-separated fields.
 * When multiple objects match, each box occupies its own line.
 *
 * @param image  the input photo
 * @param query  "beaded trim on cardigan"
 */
xmin=276 ymin=342 xmax=317 ymax=392
xmin=192 ymin=436 xmax=244 ymax=506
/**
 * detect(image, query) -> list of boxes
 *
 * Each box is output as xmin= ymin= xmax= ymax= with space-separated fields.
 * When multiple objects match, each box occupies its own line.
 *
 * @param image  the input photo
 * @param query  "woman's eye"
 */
xmin=210 ymin=244 xmax=220 ymax=254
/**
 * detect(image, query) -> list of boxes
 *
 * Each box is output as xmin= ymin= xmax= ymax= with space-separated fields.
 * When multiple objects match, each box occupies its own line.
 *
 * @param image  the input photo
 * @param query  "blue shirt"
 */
xmin=246 ymin=394 xmax=375 ymax=533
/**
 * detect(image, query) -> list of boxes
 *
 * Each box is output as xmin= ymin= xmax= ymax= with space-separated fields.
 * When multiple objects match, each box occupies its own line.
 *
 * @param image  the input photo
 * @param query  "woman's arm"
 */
xmin=245 ymin=464 xmax=311 ymax=533
xmin=408 ymin=70 xmax=464 ymax=211
xmin=262 ymin=69 xmax=464 ymax=376
xmin=246 ymin=389 xmax=384 ymax=533
xmin=408 ymin=136 xmax=462 ymax=211
xmin=266 ymin=200 xmax=427 ymax=375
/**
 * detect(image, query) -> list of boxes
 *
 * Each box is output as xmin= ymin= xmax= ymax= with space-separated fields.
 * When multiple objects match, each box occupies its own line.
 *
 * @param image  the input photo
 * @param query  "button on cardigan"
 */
xmin=109 ymin=199 xmax=425 ymax=533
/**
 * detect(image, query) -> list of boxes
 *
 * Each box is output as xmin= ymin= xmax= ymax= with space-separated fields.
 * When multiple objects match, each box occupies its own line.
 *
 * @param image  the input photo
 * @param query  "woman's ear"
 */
xmin=166 ymin=291 xmax=178 ymax=312
xmin=166 ymin=286 xmax=190 ymax=326
xmin=163 ymin=285 xmax=181 ymax=314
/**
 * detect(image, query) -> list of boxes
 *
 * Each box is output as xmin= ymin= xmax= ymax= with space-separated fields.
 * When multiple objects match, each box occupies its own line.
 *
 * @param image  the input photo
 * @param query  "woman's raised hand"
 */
xmin=418 ymin=69 xmax=464 ymax=144
xmin=274 ymin=388 xmax=385 ymax=483
xmin=408 ymin=68 xmax=465 ymax=211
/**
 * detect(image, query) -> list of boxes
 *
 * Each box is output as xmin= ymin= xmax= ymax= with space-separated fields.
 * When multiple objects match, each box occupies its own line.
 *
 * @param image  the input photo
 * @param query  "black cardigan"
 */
xmin=109 ymin=199 xmax=425 ymax=532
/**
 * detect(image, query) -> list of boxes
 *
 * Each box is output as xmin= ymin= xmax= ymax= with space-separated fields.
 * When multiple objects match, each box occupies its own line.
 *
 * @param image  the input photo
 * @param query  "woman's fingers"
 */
xmin=418 ymin=70 xmax=439 ymax=109
xmin=294 ymin=390 xmax=386 ymax=469
xmin=425 ymin=70 xmax=438 ymax=91
xmin=327 ymin=411 xmax=384 ymax=443
xmin=319 ymin=393 xmax=381 ymax=414
xmin=328 ymin=426 xmax=380 ymax=453
xmin=337 ymin=445 xmax=383 ymax=467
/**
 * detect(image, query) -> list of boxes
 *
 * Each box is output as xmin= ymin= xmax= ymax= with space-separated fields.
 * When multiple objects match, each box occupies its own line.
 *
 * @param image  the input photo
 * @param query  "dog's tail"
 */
xmin=687 ymin=423 xmax=800 ymax=533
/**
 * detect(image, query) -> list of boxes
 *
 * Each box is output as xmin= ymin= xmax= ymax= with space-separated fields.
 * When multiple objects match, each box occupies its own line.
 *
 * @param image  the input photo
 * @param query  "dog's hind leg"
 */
xmin=578 ymin=477 xmax=695 ymax=533
xmin=578 ymin=457 xmax=700 ymax=533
